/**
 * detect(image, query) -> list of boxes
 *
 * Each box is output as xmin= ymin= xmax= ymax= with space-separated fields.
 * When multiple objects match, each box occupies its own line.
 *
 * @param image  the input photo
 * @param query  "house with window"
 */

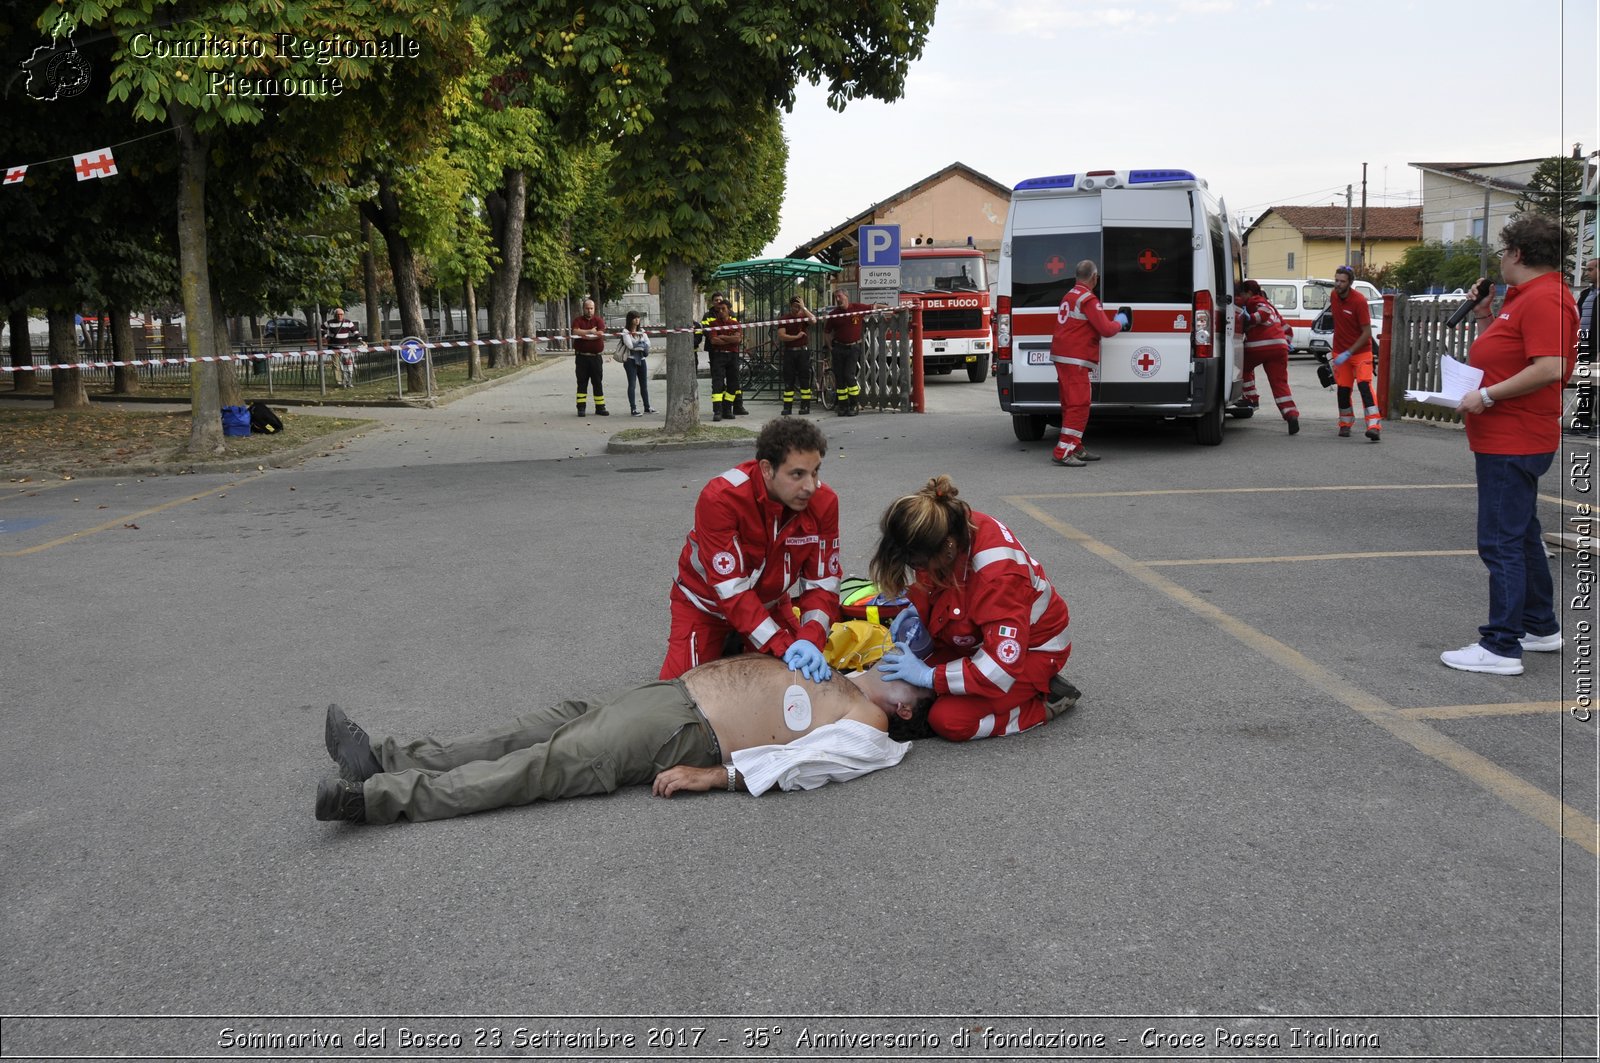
xmin=1242 ymin=205 xmax=1421 ymax=278
xmin=789 ymin=161 xmax=1011 ymax=292
xmin=1408 ymin=160 xmax=1543 ymax=247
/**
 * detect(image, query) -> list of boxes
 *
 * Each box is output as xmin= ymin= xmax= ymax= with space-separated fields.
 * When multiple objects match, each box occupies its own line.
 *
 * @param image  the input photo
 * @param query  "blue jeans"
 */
xmin=624 ymin=358 xmax=650 ymax=411
xmin=1474 ymin=451 xmax=1558 ymax=657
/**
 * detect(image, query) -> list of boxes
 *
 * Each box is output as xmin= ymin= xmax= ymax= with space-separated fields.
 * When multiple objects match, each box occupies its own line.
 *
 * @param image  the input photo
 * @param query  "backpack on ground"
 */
xmin=249 ymin=401 xmax=284 ymax=434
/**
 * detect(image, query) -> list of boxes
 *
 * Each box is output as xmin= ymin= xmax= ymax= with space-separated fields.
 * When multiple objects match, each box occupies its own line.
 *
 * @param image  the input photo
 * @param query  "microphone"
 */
xmin=1445 ymin=279 xmax=1492 ymax=328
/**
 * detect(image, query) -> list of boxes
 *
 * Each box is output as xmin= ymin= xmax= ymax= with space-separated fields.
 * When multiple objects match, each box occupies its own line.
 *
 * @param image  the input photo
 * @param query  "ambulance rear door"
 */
xmin=1096 ymin=187 xmax=1196 ymax=410
xmin=1004 ymin=193 xmax=1101 ymax=409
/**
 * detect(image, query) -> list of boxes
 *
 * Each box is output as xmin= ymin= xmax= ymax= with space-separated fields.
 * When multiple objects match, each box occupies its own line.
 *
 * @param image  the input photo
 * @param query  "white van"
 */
xmin=1254 ymin=277 xmax=1382 ymax=353
xmin=994 ymin=168 xmax=1245 ymax=446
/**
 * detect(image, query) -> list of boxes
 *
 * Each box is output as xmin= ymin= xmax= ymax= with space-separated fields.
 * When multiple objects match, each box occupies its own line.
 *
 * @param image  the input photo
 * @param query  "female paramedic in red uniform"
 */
xmin=867 ymin=476 xmax=1074 ymax=741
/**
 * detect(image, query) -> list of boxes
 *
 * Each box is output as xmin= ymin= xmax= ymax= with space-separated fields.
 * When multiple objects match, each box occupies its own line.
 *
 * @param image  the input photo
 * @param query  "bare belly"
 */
xmin=683 ymin=656 xmax=882 ymax=755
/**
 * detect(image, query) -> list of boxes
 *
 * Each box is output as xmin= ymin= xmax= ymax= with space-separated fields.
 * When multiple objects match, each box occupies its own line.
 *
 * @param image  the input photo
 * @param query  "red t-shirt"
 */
xmin=778 ymin=311 xmax=810 ymax=349
xmin=1465 ymin=271 xmax=1579 ymax=455
xmin=572 ymin=314 xmax=606 ymax=355
xmin=825 ymin=304 xmax=872 ymax=345
xmin=1329 ymin=288 xmax=1371 ymax=356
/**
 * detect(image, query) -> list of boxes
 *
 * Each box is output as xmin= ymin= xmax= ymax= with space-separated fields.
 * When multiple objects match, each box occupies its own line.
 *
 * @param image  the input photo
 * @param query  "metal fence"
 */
xmin=7 ymin=337 xmax=485 ymax=395
xmin=734 ymin=310 xmax=916 ymax=411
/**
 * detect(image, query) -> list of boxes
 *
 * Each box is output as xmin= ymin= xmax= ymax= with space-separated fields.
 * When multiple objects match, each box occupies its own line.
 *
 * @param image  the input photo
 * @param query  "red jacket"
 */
xmin=1238 ymin=293 xmax=1289 ymax=354
xmin=1050 ymin=283 xmax=1121 ymax=367
xmin=671 ymin=460 xmax=841 ymax=655
xmin=906 ymin=512 xmax=1072 ymax=699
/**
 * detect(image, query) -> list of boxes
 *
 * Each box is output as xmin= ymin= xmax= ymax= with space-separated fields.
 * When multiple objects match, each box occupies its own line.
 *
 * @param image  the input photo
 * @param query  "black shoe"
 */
xmin=1045 ymin=673 xmax=1081 ymax=720
xmin=643 ymin=407 xmax=654 ymax=414
xmin=325 ymin=704 xmax=382 ymax=783
xmin=1365 ymin=426 xmax=1380 ymax=442
xmin=1077 ymin=449 xmax=1101 ymax=461
xmin=733 ymin=401 xmax=749 ymax=416
xmin=576 ymin=407 xmax=586 ymax=417
xmin=1287 ymin=415 xmax=1300 ymax=435
xmin=782 ymin=404 xmax=792 ymax=416
xmin=1338 ymin=426 xmax=1350 ymax=438
xmin=315 ymin=777 xmax=367 ymax=823
xmin=712 ymin=408 xmax=723 ymax=422
xmin=596 ymin=406 xmax=610 ymax=416
xmin=800 ymin=402 xmax=810 ymax=415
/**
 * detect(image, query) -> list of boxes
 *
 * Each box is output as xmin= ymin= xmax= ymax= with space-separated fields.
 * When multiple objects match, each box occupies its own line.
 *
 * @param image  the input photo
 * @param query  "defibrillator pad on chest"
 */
xmin=782 ymin=685 xmax=813 ymax=731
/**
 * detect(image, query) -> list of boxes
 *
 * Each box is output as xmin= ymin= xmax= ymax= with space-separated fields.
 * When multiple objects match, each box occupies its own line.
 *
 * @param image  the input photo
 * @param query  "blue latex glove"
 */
xmin=888 ymin=604 xmax=920 ymax=642
xmin=1329 ymin=349 xmax=1351 ymax=367
xmin=782 ymin=640 xmax=832 ymax=682
xmin=878 ymin=641 xmax=935 ymax=689
xmin=1113 ymin=312 xmax=1131 ymax=330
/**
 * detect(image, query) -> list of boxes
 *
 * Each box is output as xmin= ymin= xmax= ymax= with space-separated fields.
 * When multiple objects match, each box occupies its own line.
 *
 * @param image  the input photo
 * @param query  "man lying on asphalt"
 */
xmin=314 ymin=655 xmax=934 ymax=825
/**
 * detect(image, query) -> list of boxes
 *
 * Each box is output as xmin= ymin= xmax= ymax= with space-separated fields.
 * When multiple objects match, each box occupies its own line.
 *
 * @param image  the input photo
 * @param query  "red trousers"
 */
xmin=925 ymin=643 xmax=1072 ymax=741
xmin=659 ymin=592 xmax=798 ymax=679
xmin=1051 ymin=362 xmax=1092 ymax=460
xmin=1242 ymin=345 xmax=1298 ymax=419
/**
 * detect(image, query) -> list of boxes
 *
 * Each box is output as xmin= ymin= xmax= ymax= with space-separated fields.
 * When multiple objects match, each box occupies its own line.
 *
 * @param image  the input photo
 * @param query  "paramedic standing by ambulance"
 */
xmin=661 ymin=418 xmax=842 ymax=683
xmin=1236 ymin=279 xmax=1300 ymax=434
xmin=1051 ymin=260 xmax=1127 ymax=466
xmin=1327 ymin=266 xmax=1379 ymax=441
xmin=868 ymin=476 xmax=1075 ymax=741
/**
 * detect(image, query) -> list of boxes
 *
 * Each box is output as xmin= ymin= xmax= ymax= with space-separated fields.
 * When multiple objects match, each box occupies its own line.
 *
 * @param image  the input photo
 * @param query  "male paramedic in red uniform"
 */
xmin=1236 ymin=279 xmax=1300 ymax=434
xmin=1050 ymin=259 xmax=1127 ymax=466
xmin=1327 ymin=265 xmax=1380 ymax=441
xmin=661 ymin=417 xmax=842 ymax=683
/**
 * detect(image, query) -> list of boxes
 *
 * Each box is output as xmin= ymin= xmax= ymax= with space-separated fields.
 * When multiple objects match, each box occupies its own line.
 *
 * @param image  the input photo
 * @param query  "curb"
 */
xmin=606 ymin=431 xmax=756 ymax=455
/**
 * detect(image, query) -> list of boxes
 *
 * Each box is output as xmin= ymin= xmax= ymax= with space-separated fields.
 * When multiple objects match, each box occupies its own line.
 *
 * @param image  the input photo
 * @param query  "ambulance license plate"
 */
xmin=1026 ymin=351 xmax=1052 ymax=365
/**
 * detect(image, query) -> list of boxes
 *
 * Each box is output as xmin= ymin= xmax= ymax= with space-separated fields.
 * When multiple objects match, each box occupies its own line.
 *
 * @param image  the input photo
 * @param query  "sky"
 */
xmin=762 ymin=0 xmax=1598 ymax=257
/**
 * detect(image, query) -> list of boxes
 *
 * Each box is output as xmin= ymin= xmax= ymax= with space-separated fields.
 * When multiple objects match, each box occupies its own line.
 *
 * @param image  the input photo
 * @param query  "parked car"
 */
xmin=262 ymin=317 xmax=313 ymax=344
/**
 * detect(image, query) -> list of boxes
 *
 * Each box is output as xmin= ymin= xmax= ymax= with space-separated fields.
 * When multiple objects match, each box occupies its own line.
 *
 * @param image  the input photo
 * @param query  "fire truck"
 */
xmin=897 ymin=246 xmax=992 ymax=382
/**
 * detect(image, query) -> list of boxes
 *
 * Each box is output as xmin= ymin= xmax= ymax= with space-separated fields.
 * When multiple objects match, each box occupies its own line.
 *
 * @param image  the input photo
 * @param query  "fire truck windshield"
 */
xmin=902 ymin=256 xmax=986 ymax=294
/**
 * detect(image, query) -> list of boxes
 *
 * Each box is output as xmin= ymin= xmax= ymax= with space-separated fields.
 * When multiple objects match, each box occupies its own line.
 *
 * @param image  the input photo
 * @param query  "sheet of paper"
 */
xmin=1404 ymin=357 xmax=1484 ymax=409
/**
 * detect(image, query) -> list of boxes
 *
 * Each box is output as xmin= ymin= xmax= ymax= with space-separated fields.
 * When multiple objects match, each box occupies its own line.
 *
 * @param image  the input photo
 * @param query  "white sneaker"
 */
xmin=1519 ymin=630 xmax=1563 ymax=652
xmin=1440 ymin=644 xmax=1523 ymax=675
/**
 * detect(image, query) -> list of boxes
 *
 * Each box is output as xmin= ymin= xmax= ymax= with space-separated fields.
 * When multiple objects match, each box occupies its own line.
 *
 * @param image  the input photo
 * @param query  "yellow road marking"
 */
xmin=1023 ymin=483 xmax=1475 ymax=500
xmin=1398 ymin=701 xmax=1581 ymax=721
xmin=0 ymin=479 xmax=250 ymax=557
xmin=1006 ymin=495 xmax=1599 ymax=856
xmin=1146 ymin=549 xmax=1477 ymax=567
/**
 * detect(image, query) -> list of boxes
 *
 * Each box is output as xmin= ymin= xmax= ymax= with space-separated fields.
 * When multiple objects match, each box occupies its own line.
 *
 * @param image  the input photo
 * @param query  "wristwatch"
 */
xmin=1479 ymin=387 xmax=1495 ymax=408
xmin=726 ymin=764 xmax=737 ymax=792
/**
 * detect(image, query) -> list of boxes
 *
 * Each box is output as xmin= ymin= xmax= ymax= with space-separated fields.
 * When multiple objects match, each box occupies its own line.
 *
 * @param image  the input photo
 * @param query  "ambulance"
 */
xmin=993 ymin=168 xmax=1245 ymax=446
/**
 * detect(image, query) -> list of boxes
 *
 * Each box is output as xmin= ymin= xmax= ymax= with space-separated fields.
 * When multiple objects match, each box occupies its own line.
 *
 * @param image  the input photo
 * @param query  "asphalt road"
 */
xmin=2 ymin=359 xmax=1596 ymax=1060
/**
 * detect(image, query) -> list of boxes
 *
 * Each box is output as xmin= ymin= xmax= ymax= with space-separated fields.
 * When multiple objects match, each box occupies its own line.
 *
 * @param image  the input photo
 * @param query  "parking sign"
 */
xmin=858 ymin=224 xmax=901 ymax=268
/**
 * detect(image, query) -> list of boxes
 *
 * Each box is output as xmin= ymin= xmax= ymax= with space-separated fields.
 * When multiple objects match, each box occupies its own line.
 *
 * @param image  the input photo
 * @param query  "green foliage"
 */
xmin=1518 ymin=156 xmax=1588 ymax=229
xmin=473 ymin=0 xmax=935 ymax=274
xmin=1390 ymin=239 xmax=1499 ymax=294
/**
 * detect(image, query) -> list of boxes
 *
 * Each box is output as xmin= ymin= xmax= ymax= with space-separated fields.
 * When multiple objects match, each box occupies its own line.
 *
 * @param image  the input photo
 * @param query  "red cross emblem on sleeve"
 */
xmin=72 ymin=148 xmax=117 ymax=181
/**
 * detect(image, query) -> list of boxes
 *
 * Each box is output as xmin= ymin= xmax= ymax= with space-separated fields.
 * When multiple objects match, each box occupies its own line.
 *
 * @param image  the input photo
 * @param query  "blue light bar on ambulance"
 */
xmin=1127 ymin=169 xmax=1198 ymax=184
xmin=1014 ymin=174 xmax=1076 ymax=191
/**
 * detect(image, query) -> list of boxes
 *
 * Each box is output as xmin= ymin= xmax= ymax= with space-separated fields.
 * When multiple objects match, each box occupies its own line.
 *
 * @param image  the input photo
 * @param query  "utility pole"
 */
xmin=1359 ymin=163 xmax=1368 ymax=271
xmin=1480 ymin=183 xmax=1492 ymax=277
xmin=1343 ymin=184 xmax=1353 ymax=266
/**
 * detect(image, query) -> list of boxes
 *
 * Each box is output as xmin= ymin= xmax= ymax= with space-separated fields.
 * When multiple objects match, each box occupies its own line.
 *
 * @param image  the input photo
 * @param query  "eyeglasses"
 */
xmin=1492 ymin=247 xmax=1512 ymax=258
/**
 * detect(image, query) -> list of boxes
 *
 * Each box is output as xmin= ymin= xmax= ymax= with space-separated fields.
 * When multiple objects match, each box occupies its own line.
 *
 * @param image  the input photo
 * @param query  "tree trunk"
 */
xmin=361 ymin=216 xmax=379 ymax=342
xmin=9 ymin=308 xmax=37 ymax=392
xmin=487 ymin=167 xmax=526 ymax=366
xmin=662 ymin=257 xmax=699 ymax=433
xmin=516 ymin=277 xmax=536 ymax=366
xmin=110 ymin=305 xmax=139 ymax=394
xmin=48 ymin=309 xmax=88 ymax=409
xmin=212 ymin=287 xmax=241 ymax=407
xmin=464 ymin=278 xmax=481 ymax=380
xmin=173 ymin=108 xmax=223 ymax=455
xmin=361 ymin=172 xmax=429 ymax=394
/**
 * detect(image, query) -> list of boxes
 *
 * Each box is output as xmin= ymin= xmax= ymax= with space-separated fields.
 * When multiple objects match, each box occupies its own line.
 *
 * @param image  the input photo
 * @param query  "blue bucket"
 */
xmin=221 ymin=405 xmax=251 ymax=437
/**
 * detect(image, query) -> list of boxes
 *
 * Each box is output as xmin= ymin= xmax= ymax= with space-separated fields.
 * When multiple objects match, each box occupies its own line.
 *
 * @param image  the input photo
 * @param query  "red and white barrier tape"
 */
xmin=0 ymin=306 xmax=907 ymax=372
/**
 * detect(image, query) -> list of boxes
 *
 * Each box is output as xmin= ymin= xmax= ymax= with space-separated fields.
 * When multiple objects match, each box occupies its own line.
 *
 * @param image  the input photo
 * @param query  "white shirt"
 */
xmin=731 ymin=719 xmax=910 ymax=796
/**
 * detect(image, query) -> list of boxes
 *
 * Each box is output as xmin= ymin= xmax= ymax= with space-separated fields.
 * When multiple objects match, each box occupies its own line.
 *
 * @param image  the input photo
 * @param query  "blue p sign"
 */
xmin=859 ymin=224 xmax=901 ymax=268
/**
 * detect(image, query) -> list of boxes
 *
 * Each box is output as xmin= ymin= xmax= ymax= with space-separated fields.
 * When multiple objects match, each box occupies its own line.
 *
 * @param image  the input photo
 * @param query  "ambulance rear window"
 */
xmin=1101 ymin=227 xmax=1193 ymax=304
xmin=1009 ymin=233 xmax=1100 ymax=308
